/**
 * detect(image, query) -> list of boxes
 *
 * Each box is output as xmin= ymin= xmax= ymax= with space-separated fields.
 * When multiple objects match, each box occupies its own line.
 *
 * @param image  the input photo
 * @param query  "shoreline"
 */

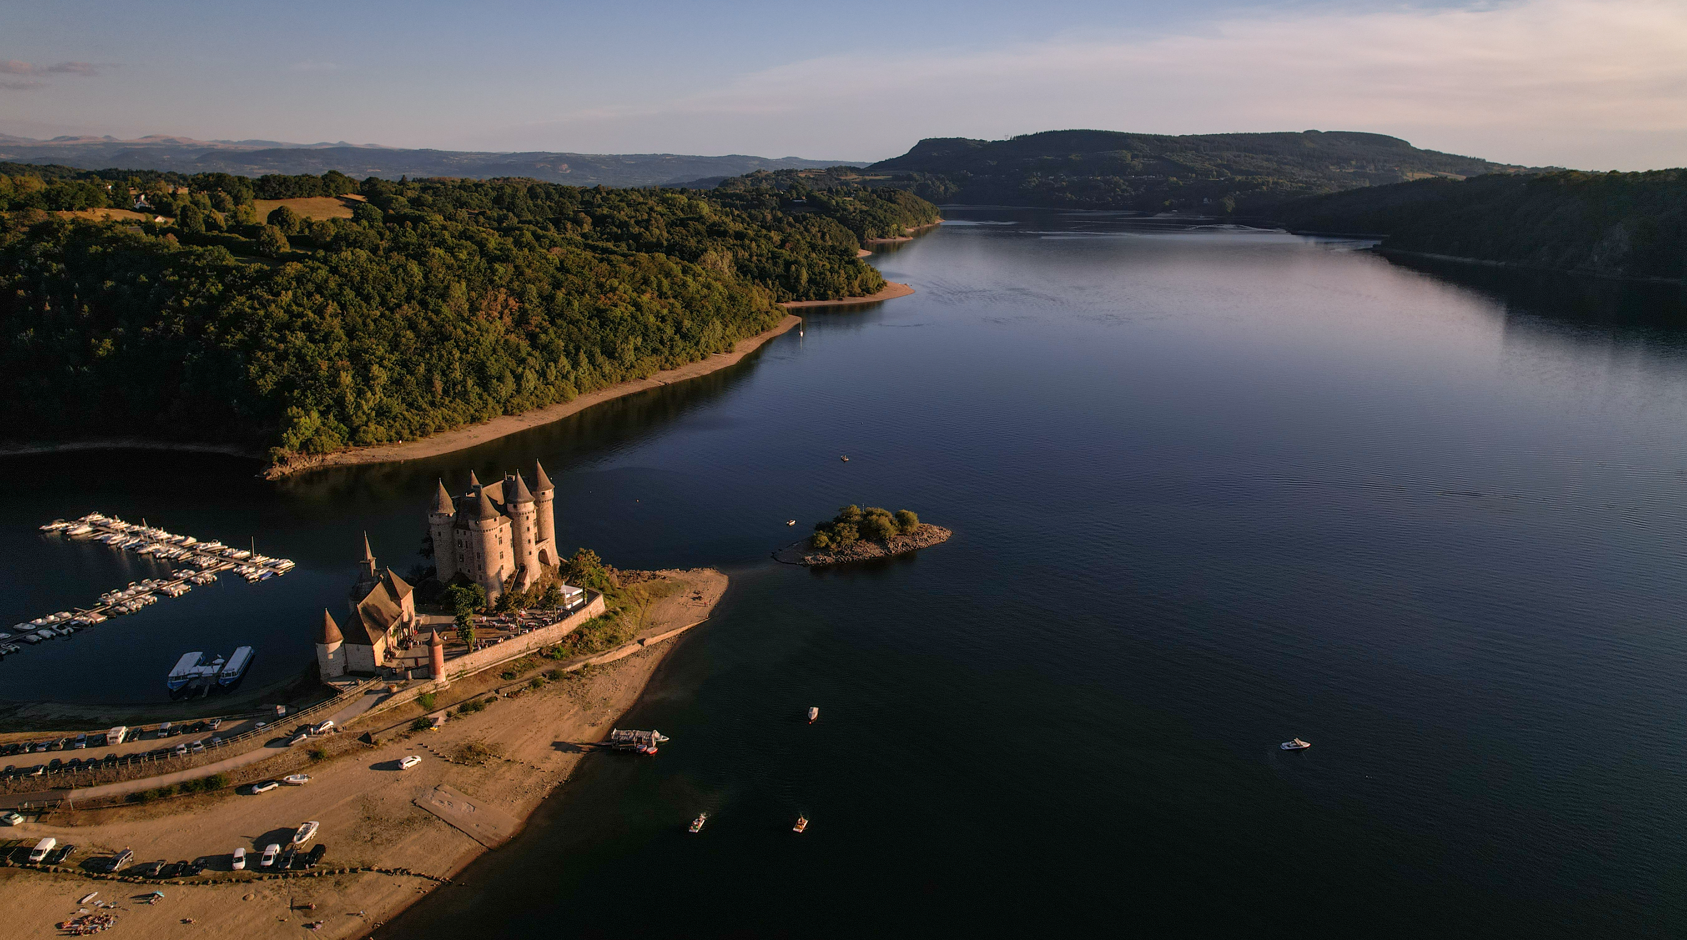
xmin=262 ymin=314 xmax=802 ymax=479
xmin=0 ymin=568 xmax=725 ymax=940
xmin=779 ymin=281 xmax=915 ymax=309
xmin=864 ymin=219 xmax=945 ymax=245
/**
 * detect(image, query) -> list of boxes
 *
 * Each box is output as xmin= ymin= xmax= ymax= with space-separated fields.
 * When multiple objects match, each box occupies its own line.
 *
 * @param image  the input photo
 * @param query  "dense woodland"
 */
xmin=1275 ymin=170 xmax=1687 ymax=281
xmin=866 ymin=129 xmax=1522 ymax=213
xmin=0 ymin=165 xmax=936 ymax=459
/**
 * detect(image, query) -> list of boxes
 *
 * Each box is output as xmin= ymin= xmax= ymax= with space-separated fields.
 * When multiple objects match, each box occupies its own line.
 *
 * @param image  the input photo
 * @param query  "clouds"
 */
xmin=0 ymin=59 xmax=105 ymax=91
xmin=484 ymin=0 xmax=1687 ymax=168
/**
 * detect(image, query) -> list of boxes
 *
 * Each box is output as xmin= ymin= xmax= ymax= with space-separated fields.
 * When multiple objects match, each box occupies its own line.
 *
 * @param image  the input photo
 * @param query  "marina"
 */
xmin=1 ymin=514 xmax=293 ymax=660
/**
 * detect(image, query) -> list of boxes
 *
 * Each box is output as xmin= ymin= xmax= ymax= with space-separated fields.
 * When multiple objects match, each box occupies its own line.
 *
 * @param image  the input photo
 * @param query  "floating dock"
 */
xmin=3 ymin=514 xmax=297 ymax=658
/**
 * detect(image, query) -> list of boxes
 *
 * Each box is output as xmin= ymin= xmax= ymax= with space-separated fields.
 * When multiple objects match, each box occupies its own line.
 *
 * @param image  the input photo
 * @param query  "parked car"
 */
xmin=189 ymin=739 xmax=205 ymax=754
xmin=313 ymin=720 xmax=335 ymax=735
xmin=304 ymin=844 xmax=327 ymax=868
xmin=105 ymin=848 xmax=134 ymax=872
xmin=188 ymin=856 xmax=210 ymax=875
xmin=259 ymin=843 xmax=281 ymax=868
xmin=231 ymin=847 xmax=246 ymax=870
xmin=288 ymin=733 xmax=309 ymax=746
xmin=250 ymin=781 xmax=280 ymax=794
xmin=1 ymin=812 xmax=23 ymax=826
xmin=399 ymin=755 xmax=423 ymax=770
xmin=73 ymin=733 xmax=87 ymax=749
xmin=27 ymin=837 xmax=56 ymax=863
xmin=207 ymin=718 xmax=223 ymax=730
xmin=137 ymin=859 xmax=166 ymax=877
xmin=172 ymin=743 xmax=188 ymax=758
xmin=46 ymin=843 xmax=76 ymax=864
xmin=159 ymin=860 xmax=185 ymax=878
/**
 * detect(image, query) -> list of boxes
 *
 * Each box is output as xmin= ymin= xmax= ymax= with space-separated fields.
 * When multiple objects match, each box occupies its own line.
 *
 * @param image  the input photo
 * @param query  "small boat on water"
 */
xmin=689 ymin=812 xmax=708 ymax=834
xmin=807 ymin=707 xmax=819 ymax=724
xmin=219 ymin=646 xmax=253 ymax=686
xmin=839 ymin=456 xmax=849 ymax=462
xmin=1280 ymin=737 xmax=1311 ymax=751
xmin=792 ymin=816 xmax=809 ymax=834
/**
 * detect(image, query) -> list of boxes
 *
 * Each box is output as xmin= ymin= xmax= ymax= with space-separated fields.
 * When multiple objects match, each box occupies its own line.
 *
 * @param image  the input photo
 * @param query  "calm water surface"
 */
xmin=6 ymin=209 xmax=1687 ymax=936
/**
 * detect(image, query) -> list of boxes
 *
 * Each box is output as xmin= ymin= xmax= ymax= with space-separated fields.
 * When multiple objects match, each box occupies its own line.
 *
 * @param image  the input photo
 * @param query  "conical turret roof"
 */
xmin=429 ymin=627 xmax=444 ymax=649
xmin=319 ymin=610 xmax=343 ymax=645
xmin=533 ymin=461 xmax=554 ymax=494
xmin=507 ymin=471 xmax=534 ymax=504
xmin=432 ymin=479 xmax=454 ymax=515
xmin=468 ymin=470 xmax=481 ymax=488
xmin=464 ymin=486 xmax=498 ymax=521
xmin=362 ymin=532 xmax=376 ymax=565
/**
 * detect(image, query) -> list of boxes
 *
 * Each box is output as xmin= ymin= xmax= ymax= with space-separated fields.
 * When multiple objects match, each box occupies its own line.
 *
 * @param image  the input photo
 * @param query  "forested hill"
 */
xmin=0 ymin=133 xmax=855 ymax=188
xmin=869 ymin=129 xmax=1524 ymax=213
xmin=1275 ymin=170 xmax=1687 ymax=281
xmin=0 ymin=167 xmax=935 ymax=460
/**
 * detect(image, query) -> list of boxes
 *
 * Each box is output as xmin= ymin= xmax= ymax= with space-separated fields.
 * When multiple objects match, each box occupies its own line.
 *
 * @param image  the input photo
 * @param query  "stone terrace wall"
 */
xmin=442 ymin=592 xmax=607 ymax=683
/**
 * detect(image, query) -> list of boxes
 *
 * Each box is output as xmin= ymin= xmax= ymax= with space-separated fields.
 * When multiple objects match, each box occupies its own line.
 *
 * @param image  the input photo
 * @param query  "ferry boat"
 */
xmin=167 ymin=652 xmax=206 ymax=692
xmin=1280 ymin=738 xmax=1312 ymax=751
xmin=792 ymin=816 xmax=809 ymax=833
xmin=219 ymin=647 xmax=254 ymax=686
xmin=689 ymin=812 xmax=708 ymax=833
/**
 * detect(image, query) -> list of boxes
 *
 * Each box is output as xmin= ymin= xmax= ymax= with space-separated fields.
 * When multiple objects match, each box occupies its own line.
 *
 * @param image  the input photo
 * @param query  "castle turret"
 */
xmin=316 ymin=610 xmax=346 ymax=679
xmin=429 ymin=479 xmax=457 ymax=583
xmin=350 ymin=533 xmax=380 ymax=616
xmin=429 ymin=628 xmax=447 ymax=686
xmin=533 ymin=461 xmax=557 ymax=551
xmin=459 ymin=486 xmax=513 ymax=600
xmin=505 ymin=471 xmax=542 ymax=588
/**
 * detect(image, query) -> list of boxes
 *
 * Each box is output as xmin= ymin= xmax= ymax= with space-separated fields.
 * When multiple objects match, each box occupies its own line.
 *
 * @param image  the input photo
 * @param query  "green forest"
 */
xmin=0 ymin=165 xmax=937 ymax=460
xmin=1275 ymin=169 xmax=1687 ymax=281
xmin=865 ymin=129 xmax=1521 ymax=213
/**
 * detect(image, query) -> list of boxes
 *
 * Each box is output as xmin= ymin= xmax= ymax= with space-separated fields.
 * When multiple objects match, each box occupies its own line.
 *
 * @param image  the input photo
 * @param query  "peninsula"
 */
xmin=0 ymin=478 xmax=728 ymax=939
xmin=0 ymin=166 xmax=941 ymax=474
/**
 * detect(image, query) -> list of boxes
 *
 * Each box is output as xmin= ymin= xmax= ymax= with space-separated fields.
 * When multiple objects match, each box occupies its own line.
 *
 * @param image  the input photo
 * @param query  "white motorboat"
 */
xmin=292 ymin=821 xmax=319 ymax=845
xmin=1280 ymin=737 xmax=1312 ymax=751
xmin=807 ymin=707 xmax=819 ymax=724
xmin=283 ymin=774 xmax=311 ymax=786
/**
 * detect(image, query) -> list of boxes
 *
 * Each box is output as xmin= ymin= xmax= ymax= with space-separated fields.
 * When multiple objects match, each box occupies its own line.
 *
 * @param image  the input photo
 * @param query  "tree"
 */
xmin=177 ymin=204 xmax=205 ymax=235
xmin=255 ymin=224 xmax=289 ymax=257
xmin=350 ymin=201 xmax=382 ymax=225
xmin=563 ymin=548 xmax=618 ymax=592
xmin=455 ymin=612 xmax=476 ymax=649
xmin=266 ymin=204 xmax=302 ymax=234
xmin=894 ymin=509 xmax=920 ymax=534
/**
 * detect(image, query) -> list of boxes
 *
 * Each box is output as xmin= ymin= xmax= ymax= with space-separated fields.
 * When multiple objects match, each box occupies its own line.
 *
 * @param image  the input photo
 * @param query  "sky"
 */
xmin=2 ymin=0 xmax=1684 ymax=170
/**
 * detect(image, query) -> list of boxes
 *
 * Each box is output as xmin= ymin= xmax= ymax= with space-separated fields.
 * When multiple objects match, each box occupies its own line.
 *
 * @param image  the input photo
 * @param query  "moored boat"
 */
xmin=689 ymin=812 xmax=708 ymax=833
xmin=792 ymin=816 xmax=809 ymax=833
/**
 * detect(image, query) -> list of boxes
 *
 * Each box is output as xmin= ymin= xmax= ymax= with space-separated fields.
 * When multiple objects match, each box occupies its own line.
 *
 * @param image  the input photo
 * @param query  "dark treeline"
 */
xmin=1276 ymin=170 xmax=1687 ymax=281
xmin=0 ymin=166 xmax=935 ymax=460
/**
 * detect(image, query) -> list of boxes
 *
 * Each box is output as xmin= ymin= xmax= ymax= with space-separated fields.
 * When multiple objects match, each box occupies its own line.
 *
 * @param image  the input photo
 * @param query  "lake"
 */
xmin=6 ymin=208 xmax=1687 ymax=935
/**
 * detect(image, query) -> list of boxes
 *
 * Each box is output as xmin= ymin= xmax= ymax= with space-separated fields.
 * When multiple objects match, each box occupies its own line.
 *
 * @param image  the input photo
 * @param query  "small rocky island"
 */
xmin=774 ymin=504 xmax=952 ymax=566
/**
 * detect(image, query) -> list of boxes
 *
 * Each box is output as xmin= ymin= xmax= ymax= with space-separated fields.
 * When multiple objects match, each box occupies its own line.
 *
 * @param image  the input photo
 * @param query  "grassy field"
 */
xmin=253 ymin=193 xmax=364 ymax=221
xmin=55 ymin=207 xmax=158 ymax=222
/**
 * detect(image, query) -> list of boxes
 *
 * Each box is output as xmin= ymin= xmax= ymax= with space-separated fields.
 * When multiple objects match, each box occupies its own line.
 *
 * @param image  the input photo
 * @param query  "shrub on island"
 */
xmin=811 ymin=505 xmax=920 ymax=550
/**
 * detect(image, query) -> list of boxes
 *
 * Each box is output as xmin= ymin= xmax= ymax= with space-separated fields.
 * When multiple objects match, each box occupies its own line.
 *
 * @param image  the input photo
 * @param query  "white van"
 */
xmin=28 ymin=837 xmax=56 ymax=863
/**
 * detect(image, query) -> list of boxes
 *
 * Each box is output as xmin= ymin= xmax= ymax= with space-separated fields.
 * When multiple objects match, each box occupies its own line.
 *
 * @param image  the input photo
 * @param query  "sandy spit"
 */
xmin=778 ymin=281 xmax=915 ymax=309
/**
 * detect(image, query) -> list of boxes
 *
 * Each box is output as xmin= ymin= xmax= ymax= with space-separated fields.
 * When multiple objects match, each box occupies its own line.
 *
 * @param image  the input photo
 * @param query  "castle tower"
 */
xmin=468 ymin=469 xmax=481 ymax=490
xmin=350 ymin=533 xmax=380 ymax=617
xmin=533 ymin=461 xmax=557 ymax=553
xmin=505 ymin=471 xmax=541 ymax=588
xmin=459 ymin=486 xmax=513 ymax=600
xmin=429 ymin=479 xmax=457 ymax=583
xmin=316 ymin=610 xmax=346 ymax=679
xmin=429 ymin=627 xmax=447 ymax=686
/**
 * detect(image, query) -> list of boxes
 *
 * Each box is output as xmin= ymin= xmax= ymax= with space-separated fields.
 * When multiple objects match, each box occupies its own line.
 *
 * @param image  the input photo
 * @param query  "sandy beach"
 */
xmin=0 ymin=569 xmax=725 ymax=940
xmin=779 ymin=281 xmax=916 ymax=309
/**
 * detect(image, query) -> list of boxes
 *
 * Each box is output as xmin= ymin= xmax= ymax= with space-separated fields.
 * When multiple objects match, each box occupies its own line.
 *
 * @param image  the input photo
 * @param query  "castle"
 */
xmin=430 ymin=463 xmax=559 ymax=602
xmin=317 ymin=535 xmax=418 ymax=678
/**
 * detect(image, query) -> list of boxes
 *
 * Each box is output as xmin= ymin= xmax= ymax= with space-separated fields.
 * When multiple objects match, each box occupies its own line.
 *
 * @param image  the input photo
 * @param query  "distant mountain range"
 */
xmin=867 ymin=129 xmax=1532 ymax=213
xmin=0 ymin=133 xmax=857 ymax=187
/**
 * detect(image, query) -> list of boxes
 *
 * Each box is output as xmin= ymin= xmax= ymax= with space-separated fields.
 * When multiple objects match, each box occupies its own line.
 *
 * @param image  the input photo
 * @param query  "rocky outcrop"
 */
xmin=773 ymin=524 xmax=952 ymax=567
